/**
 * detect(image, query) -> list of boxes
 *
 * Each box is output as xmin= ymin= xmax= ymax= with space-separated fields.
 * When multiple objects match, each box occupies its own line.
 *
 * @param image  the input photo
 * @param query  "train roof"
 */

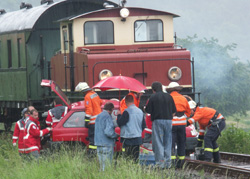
xmin=0 ymin=0 xmax=65 ymax=34
xmin=59 ymin=7 xmax=179 ymax=21
xmin=0 ymin=0 xmax=107 ymax=34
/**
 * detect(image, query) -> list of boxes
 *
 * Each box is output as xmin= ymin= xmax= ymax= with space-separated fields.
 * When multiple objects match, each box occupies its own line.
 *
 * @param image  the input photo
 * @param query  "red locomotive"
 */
xmin=50 ymin=6 xmax=195 ymax=100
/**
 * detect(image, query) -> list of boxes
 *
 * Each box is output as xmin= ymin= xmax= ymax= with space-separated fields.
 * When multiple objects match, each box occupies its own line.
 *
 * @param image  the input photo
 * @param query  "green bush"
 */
xmin=218 ymin=124 xmax=250 ymax=154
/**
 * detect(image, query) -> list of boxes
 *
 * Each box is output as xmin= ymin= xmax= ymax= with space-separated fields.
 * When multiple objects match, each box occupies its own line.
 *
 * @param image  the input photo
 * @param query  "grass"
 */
xmin=1 ymin=133 xmax=200 ymax=179
xmin=224 ymin=111 xmax=250 ymax=132
xmin=2 ymin=111 xmax=250 ymax=178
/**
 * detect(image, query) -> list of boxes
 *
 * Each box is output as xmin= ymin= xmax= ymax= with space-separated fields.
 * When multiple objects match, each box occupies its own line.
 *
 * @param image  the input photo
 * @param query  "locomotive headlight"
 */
xmin=99 ymin=69 xmax=113 ymax=80
xmin=120 ymin=8 xmax=130 ymax=18
xmin=168 ymin=66 xmax=182 ymax=81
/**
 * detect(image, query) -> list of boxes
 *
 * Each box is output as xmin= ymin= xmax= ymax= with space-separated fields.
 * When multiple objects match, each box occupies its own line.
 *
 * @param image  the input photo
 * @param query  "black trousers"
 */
xmin=88 ymin=124 xmax=97 ymax=157
xmin=123 ymin=145 xmax=140 ymax=162
xmin=204 ymin=120 xmax=226 ymax=161
xmin=172 ymin=125 xmax=186 ymax=158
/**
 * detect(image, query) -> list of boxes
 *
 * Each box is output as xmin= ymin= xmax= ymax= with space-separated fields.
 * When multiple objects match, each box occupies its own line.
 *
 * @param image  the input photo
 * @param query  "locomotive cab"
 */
xmin=51 ymin=6 xmax=194 ymax=102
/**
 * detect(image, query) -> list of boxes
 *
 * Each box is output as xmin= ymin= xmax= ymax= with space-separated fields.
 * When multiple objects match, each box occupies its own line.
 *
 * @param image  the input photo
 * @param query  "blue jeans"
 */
xmin=97 ymin=146 xmax=114 ymax=171
xmin=152 ymin=120 xmax=172 ymax=169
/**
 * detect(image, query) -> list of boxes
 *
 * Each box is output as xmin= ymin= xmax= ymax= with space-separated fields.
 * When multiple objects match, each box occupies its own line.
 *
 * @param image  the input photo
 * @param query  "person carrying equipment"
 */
xmin=187 ymin=101 xmax=226 ymax=163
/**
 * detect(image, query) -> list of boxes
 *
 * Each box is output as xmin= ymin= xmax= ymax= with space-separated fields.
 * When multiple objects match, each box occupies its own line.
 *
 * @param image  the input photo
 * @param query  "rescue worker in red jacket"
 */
xmin=120 ymin=91 xmax=141 ymax=114
xmin=187 ymin=100 xmax=226 ymax=163
xmin=12 ymin=108 xmax=29 ymax=154
xmin=167 ymin=82 xmax=191 ymax=168
xmin=23 ymin=109 xmax=51 ymax=159
xmin=75 ymin=82 xmax=102 ymax=156
xmin=46 ymin=97 xmax=68 ymax=128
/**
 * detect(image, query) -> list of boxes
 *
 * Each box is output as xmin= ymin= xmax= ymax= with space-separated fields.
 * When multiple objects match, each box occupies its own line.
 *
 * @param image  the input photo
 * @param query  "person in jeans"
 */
xmin=145 ymin=81 xmax=176 ymax=169
xmin=94 ymin=102 xmax=119 ymax=171
xmin=117 ymin=95 xmax=146 ymax=162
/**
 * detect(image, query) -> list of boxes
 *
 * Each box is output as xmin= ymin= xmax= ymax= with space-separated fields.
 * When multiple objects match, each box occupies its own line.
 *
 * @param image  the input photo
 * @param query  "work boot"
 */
xmin=213 ymin=159 xmax=221 ymax=163
xmin=176 ymin=159 xmax=184 ymax=169
xmin=204 ymin=158 xmax=212 ymax=162
xmin=171 ymin=159 xmax=176 ymax=168
xmin=213 ymin=151 xmax=221 ymax=163
xmin=213 ymin=152 xmax=221 ymax=163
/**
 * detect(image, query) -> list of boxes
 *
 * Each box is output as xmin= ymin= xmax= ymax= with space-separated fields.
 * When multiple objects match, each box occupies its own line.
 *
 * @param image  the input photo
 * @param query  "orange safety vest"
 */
xmin=120 ymin=92 xmax=140 ymax=114
xmin=188 ymin=107 xmax=224 ymax=136
xmin=84 ymin=91 xmax=102 ymax=125
xmin=170 ymin=91 xmax=191 ymax=126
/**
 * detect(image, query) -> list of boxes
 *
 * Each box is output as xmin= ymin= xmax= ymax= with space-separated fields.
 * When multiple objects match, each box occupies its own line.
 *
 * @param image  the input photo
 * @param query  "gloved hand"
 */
xmin=13 ymin=143 xmax=16 ymax=147
xmin=46 ymin=127 xmax=52 ymax=131
xmin=196 ymin=135 xmax=204 ymax=147
xmin=186 ymin=119 xmax=191 ymax=126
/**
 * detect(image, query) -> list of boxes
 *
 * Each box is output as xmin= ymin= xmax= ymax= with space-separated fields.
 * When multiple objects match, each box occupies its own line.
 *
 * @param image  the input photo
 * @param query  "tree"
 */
xmin=179 ymin=35 xmax=250 ymax=116
xmin=0 ymin=0 xmax=43 ymax=12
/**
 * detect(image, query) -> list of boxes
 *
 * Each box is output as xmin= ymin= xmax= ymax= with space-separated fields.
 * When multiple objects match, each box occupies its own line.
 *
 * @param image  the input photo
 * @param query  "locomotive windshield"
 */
xmin=84 ymin=21 xmax=114 ymax=44
xmin=134 ymin=19 xmax=163 ymax=42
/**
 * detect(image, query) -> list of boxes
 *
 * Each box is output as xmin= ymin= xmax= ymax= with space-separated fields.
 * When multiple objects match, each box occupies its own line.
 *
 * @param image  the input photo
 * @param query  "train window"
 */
xmin=7 ymin=40 xmax=12 ymax=68
xmin=84 ymin=21 xmax=114 ymax=45
xmin=62 ymin=26 xmax=68 ymax=51
xmin=134 ymin=19 xmax=163 ymax=42
xmin=17 ymin=38 xmax=21 ymax=68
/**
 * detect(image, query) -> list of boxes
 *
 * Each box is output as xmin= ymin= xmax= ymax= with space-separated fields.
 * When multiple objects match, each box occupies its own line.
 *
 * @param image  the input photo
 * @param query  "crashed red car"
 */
xmin=41 ymin=79 xmax=198 ymax=153
xmin=41 ymin=79 xmax=122 ymax=151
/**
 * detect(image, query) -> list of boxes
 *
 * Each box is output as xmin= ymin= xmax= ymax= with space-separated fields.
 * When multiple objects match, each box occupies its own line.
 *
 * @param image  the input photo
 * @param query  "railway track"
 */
xmin=185 ymin=152 xmax=250 ymax=178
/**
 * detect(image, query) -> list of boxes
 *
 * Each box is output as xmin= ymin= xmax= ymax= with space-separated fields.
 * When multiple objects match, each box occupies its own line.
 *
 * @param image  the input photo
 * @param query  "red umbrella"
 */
xmin=92 ymin=75 xmax=147 ymax=92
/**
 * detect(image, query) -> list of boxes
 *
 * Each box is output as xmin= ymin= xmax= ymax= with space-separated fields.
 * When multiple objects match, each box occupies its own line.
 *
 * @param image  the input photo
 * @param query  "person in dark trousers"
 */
xmin=166 ymin=82 xmax=191 ymax=168
xmin=94 ymin=102 xmax=119 ymax=171
xmin=145 ymin=81 xmax=176 ymax=169
xmin=75 ymin=82 xmax=102 ymax=157
xmin=187 ymin=100 xmax=226 ymax=163
xmin=117 ymin=95 xmax=146 ymax=162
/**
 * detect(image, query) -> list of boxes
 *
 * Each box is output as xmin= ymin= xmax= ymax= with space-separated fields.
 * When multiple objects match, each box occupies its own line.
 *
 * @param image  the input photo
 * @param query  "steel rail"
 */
xmin=220 ymin=151 xmax=250 ymax=164
xmin=185 ymin=158 xmax=250 ymax=178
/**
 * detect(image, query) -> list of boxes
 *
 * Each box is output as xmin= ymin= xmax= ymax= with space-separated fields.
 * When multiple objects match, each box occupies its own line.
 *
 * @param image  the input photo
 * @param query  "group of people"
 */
xmin=12 ymin=106 xmax=52 ymax=159
xmin=145 ymin=81 xmax=226 ymax=169
xmin=12 ymin=98 xmax=68 ymax=159
xmin=12 ymin=80 xmax=226 ymax=171
xmin=75 ymin=82 xmax=146 ymax=171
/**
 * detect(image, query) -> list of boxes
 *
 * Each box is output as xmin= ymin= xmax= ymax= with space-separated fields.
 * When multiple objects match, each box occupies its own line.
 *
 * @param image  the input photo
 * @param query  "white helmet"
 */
xmin=188 ymin=100 xmax=197 ymax=109
xmin=166 ymin=82 xmax=183 ymax=92
xmin=75 ymin=82 xmax=91 ymax=92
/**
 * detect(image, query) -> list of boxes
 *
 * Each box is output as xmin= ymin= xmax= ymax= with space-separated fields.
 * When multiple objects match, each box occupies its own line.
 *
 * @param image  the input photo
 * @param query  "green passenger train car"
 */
xmin=0 ymin=0 xmax=108 ymax=130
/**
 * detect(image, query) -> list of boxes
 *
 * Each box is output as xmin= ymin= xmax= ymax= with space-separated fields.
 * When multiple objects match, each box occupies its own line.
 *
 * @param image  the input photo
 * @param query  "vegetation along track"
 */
xmin=184 ymin=152 xmax=250 ymax=178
